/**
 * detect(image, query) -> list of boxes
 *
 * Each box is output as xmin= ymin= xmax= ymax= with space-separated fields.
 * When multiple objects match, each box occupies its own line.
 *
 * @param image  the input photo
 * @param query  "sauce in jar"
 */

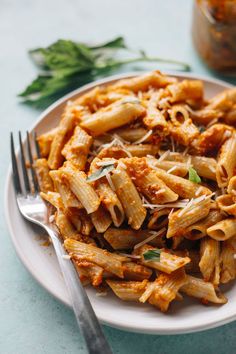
xmin=192 ymin=0 xmax=236 ymax=73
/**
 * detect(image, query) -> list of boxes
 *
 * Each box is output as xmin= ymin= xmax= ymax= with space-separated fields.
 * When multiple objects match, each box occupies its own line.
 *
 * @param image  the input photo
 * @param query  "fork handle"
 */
xmin=46 ymin=227 xmax=113 ymax=354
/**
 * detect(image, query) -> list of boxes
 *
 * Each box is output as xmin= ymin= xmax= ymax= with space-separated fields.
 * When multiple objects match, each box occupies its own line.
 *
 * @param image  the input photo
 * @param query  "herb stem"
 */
xmin=95 ymin=56 xmax=191 ymax=72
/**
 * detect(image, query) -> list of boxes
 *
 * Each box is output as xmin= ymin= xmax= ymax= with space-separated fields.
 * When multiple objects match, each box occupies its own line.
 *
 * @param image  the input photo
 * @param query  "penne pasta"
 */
xmin=48 ymin=107 xmax=75 ymax=169
xmin=217 ymin=195 xmax=236 ymax=216
xmin=80 ymin=99 xmax=145 ymax=136
xmin=104 ymin=228 xmax=165 ymax=250
xmin=133 ymin=244 xmax=190 ymax=274
xmin=146 ymin=165 xmax=211 ymax=199
xmin=37 ymin=127 xmax=58 ymax=157
xmin=61 ymin=163 xmax=100 ymax=214
xmin=181 ymin=275 xmax=227 ymax=304
xmin=220 ymin=236 xmax=236 ymax=284
xmin=111 ymin=165 xmax=147 ymax=229
xmin=140 ymin=268 xmax=187 ymax=312
xmin=106 ymin=280 xmax=148 ymax=301
xmin=167 ymin=196 xmax=211 ymax=238
xmin=207 ymin=218 xmax=236 ymax=241
xmin=199 ymin=238 xmax=220 ymax=285
xmin=61 ymin=126 xmax=93 ymax=170
xmin=216 ymin=132 xmax=236 ymax=187
xmin=168 ymin=104 xmax=199 ymax=145
xmin=34 ymin=158 xmax=54 ymax=193
xmin=125 ymin=157 xmax=178 ymax=204
xmin=185 ymin=210 xmax=224 ymax=240
xmin=65 ymin=239 xmax=128 ymax=278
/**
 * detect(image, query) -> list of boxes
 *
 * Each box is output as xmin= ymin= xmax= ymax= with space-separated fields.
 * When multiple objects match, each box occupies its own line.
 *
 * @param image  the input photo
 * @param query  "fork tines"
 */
xmin=10 ymin=131 xmax=40 ymax=195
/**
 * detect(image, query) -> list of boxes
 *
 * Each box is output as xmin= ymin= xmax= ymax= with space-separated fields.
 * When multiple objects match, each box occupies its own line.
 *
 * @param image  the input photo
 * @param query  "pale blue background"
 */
xmin=1 ymin=0 xmax=236 ymax=353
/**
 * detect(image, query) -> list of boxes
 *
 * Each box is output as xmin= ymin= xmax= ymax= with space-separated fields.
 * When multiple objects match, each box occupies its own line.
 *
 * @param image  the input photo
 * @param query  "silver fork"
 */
xmin=10 ymin=131 xmax=112 ymax=354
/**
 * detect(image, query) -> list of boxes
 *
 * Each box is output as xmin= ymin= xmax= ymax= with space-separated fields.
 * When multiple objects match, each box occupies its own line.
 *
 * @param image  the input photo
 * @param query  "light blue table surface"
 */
xmin=1 ymin=1 xmax=236 ymax=353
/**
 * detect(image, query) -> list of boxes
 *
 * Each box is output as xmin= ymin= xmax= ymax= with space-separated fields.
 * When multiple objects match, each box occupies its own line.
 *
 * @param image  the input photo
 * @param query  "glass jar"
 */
xmin=192 ymin=0 xmax=236 ymax=74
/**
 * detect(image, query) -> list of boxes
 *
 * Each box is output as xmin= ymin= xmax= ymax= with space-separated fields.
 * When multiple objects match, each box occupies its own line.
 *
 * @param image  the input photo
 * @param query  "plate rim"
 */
xmin=4 ymin=71 xmax=235 ymax=335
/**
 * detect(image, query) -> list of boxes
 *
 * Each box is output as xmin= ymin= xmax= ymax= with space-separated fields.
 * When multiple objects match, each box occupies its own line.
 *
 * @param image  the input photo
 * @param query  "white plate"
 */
xmin=5 ymin=72 xmax=235 ymax=334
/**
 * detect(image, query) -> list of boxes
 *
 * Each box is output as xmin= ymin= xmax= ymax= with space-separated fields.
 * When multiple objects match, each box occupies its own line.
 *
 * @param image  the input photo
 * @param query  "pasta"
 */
xmin=37 ymin=71 xmax=236 ymax=313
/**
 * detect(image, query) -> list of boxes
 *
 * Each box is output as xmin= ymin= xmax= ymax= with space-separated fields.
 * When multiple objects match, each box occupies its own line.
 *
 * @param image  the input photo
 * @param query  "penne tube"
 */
xmin=207 ymin=88 xmax=236 ymax=112
xmin=224 ymin=105 xmax=236 ymax=125
xmin=95 ymin=181 xmax=125 ymax=227
xmin=180 ymin=275 xmax=227 ymax=304
xmin=193 ymin=123 xmax=233 ymax=155
xmin=48 ymin=108 xmax=75 ymax=169
xmin=74 ymin=259 xmax=103 ymax=287
xmin=125 ymin=157 xmax=178 ymax=204
xmin=112 ymin=127 xmax=150 ymax=143
xmin=111 ymin=71 xmax=177 ymax=92
xmin=37 ymin=127 xmax=59 ymax=157
xmin=89 ymin=157 xmax=125 ymax=227
xmin=106 ymin=280 xmax=148 ymax=301
xmin=147 ymin=159 xmax=188 ymax=177
xmin=98 ymin=144 xmax=159 ymax=159
xmin=80 ymin=99 xmax=145 ymax=136
xmin=227 ymin=176 xmax=236 ymax=196
xmin=104 ymin=228 xmax=165 ymax=250
xmin=91 ymin=205 xmax=112 ymax=233
xmin=65 ymin=239 xmax=128 ymax=278
xmin=167 ymin=80 xmax=203 ymax=103
xmin=146 ymin=165 xmax=211 ymax=199
xmin=168 ymin=105 xmax=199 ymax=145
xmin=122 ymin=262 xmax=152 ymax=281
xmin=133 ymin=244 xmax=190 ymax=274
xmin=185 ymin=210 xmax=224 ymax=240
xmin=61 ymin=126 xmax=93 ymax=170
xmin=164 ymin=153 xmax=217 ymax=181
xmin=199 ymin=238 xmax=220 ymax=285
xmin=207 ymin=218 xmax=236 ymax=241
xmin=220 ymin=236 xmax=236 ymax=284
xmin=216 ymin=132 xmax=236 ymax=187
xmin=61 ymin=163 xmax=100 ymax=214
xmin=144 ymin=91 xmax=168 ymax=130
xmin=140 ymin=269 xmax=187 ymax=312
xmin=34 ymin=158 xmax=54 ymax=193
xmin=40 ymin=191 xmax=64 ymax=210
xmin=111 ymin=165 xmax=147 ymax=229
xmin=55 ymin=210 xmax=81 ymax=240
xmin=77 ymin=210 xmax=94 ymax=236
xmin=217 ymin=195 xmax=236 ymax=216
xmin=49 ymin=170 xmax=82 ymax=209
xmin=167 ymin=196 xmax=211 ymax=238
xmin=147 ymin=208 xmax=171 ymax=230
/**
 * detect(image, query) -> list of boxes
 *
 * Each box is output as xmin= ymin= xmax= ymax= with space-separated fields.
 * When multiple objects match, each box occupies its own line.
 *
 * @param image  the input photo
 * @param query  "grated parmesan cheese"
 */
xmin=62 ymin=255 xmax=71 ymax=260
xmin=167 ymin=166 xmax=178 ymax=174
xmin=134 ymin=227 xmax=166 ymax=250
xmin=105 ymin=172 xmax=115 ymax=191
xmin=158 ymin=150 xmax=170 ymax=162
xmin=133 ymin=130 xmax=153 ymax=145
xmin=96 ymin=159 xmax=117 ymax=167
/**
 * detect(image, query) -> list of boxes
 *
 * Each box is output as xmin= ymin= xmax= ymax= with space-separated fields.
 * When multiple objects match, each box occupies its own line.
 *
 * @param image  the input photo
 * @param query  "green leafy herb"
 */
xmin=19 ymin=36 xmax=191 ymax=108
xmin=143 ymin=249 xmax=162 ymax=262
xmin=188 ymin=167 xmax=201 ymax=184
xmin=87 ymin=164 xmax=115 ymax=182
xmin=198 ymin=125 xmax=206 ymax=133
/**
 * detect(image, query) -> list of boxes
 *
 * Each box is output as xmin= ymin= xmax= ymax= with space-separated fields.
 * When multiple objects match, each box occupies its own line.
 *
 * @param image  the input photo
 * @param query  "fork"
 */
xmin=10 ymin=131 xmax=112 ymax=354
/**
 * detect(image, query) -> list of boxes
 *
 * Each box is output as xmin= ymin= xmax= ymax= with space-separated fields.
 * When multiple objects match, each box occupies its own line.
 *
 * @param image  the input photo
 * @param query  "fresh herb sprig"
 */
xmin=19 ymin=37 xmax=190 ymax=108
xmin=143 ymin=249 xmax=162 ymax=262
xmin=188 ymin=167 xmax=201 ymax=184
xmin=87 ymin=164 xmax=115 ymax=182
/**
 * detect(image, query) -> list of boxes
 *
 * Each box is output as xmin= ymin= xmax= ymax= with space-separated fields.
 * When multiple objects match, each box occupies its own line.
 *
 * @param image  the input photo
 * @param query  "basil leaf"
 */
xmin=19 ymin=37 xmax=190 ymax=108
xmin=188 ymin=167 xmax=201 ymax=184
xmin=87 ymin=164 xmax=115 ymax=182
xmin=143 ymin=249 xmax=161 ymax=262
